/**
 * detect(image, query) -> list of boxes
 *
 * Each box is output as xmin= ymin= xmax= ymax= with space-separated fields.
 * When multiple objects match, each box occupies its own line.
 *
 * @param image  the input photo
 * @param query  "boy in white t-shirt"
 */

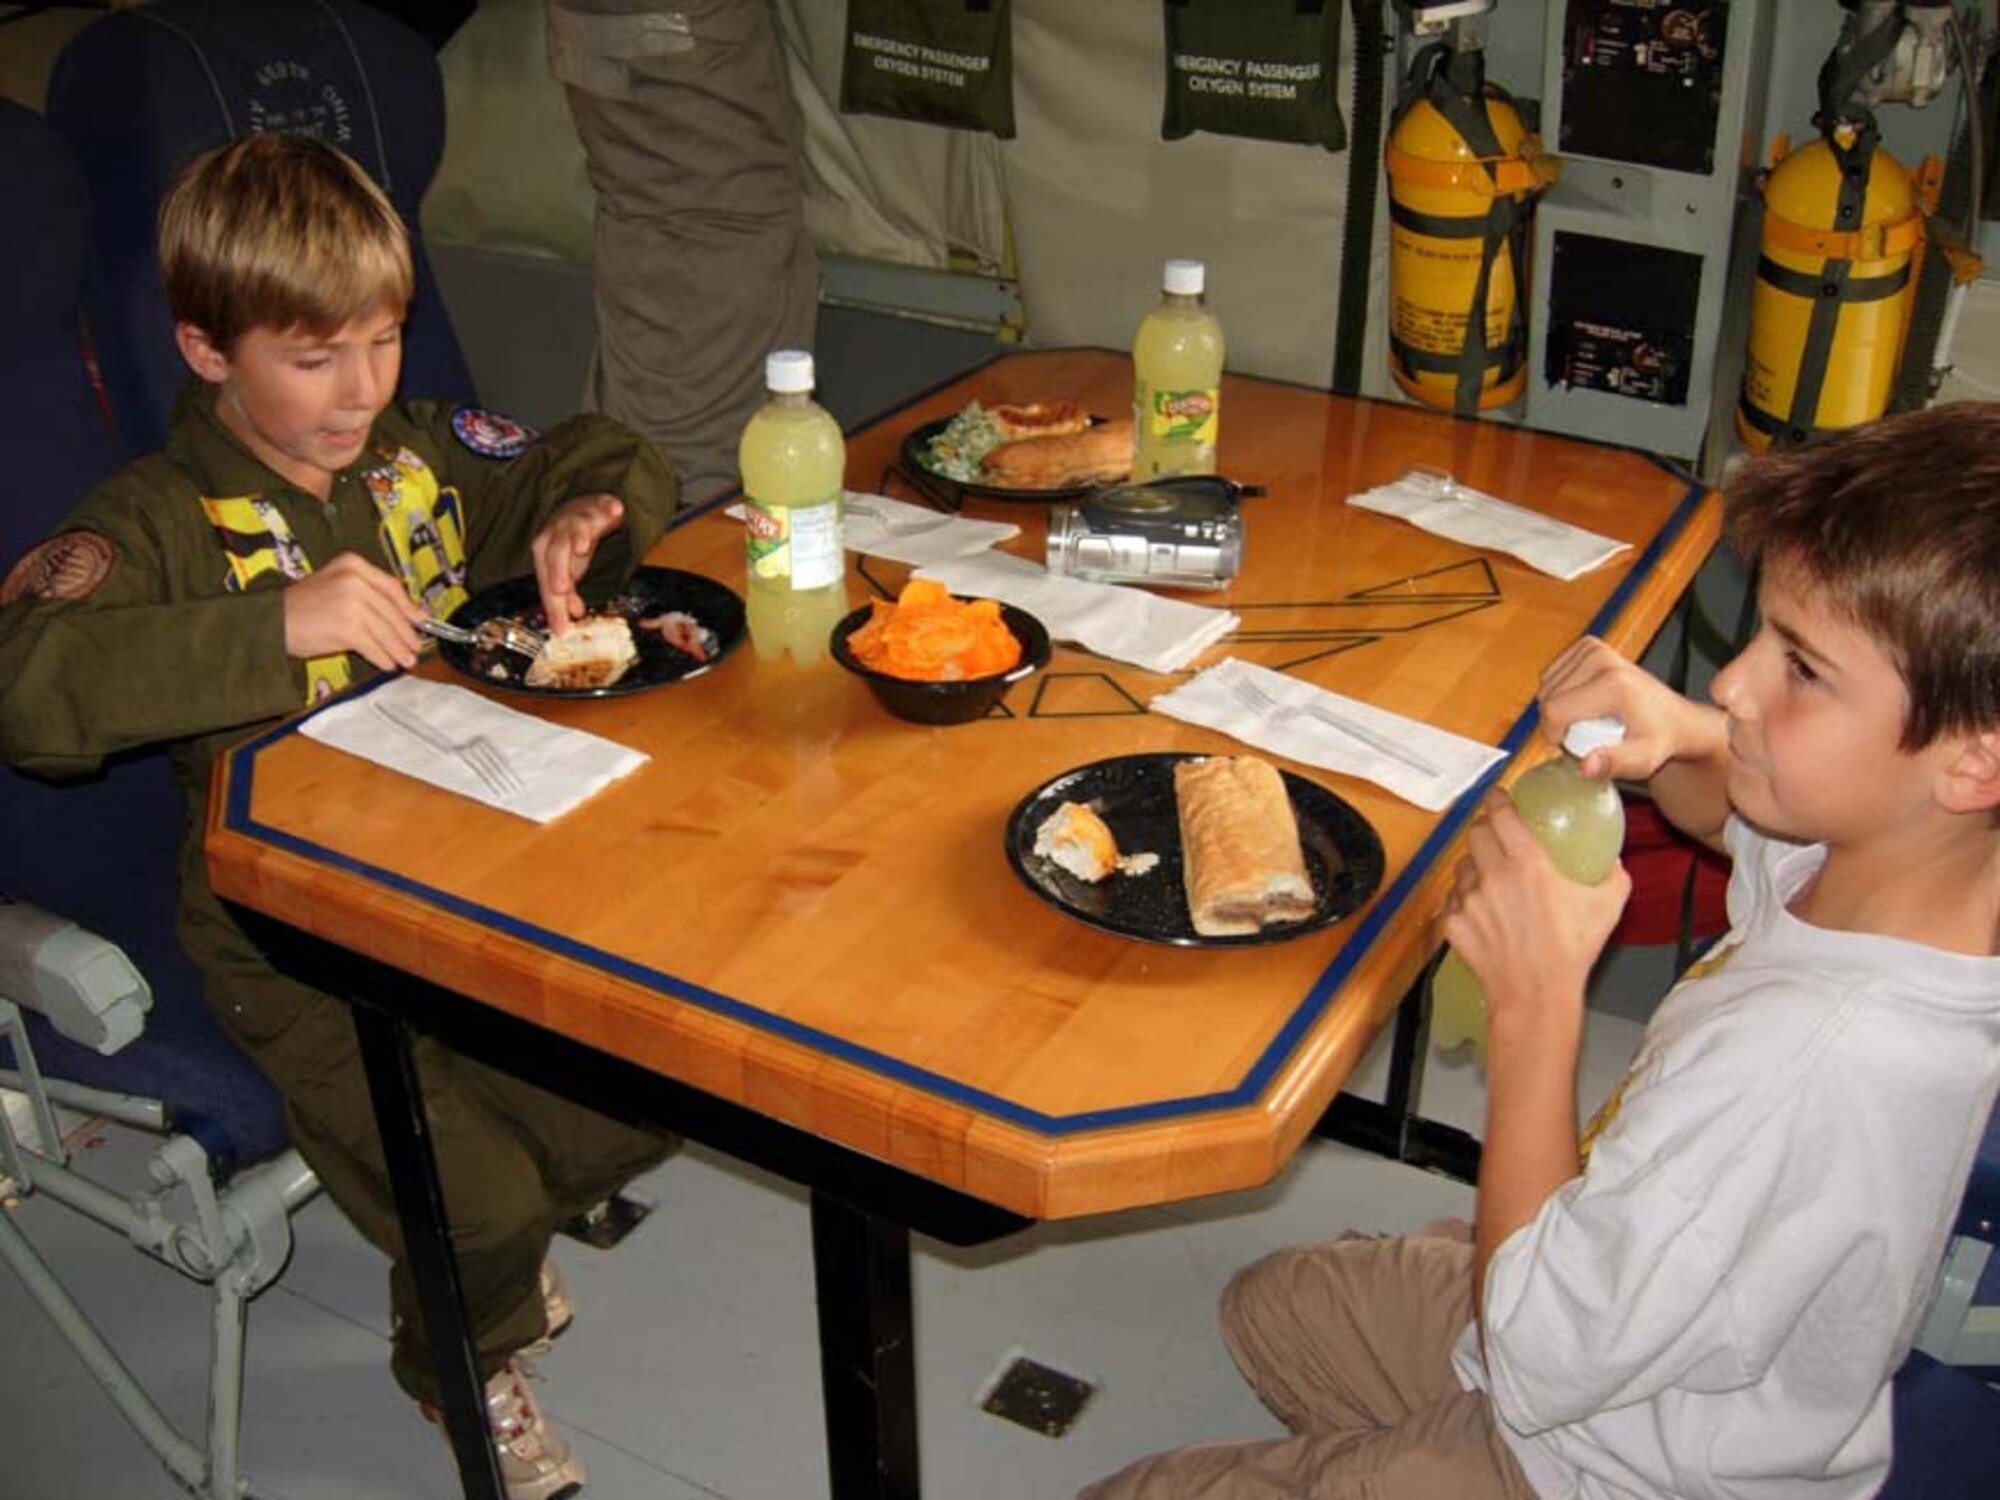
xmin=1082 ymin=402 xmax=2000 ymax=1500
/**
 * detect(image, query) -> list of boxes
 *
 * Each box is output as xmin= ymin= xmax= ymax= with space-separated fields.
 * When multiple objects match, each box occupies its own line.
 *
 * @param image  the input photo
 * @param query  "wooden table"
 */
xmin=206 ymin=349 xmax=1719 ymax=1497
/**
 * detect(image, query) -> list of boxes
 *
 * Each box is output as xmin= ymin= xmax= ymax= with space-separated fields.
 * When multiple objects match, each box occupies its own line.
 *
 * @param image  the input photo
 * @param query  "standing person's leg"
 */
xmin=548 ymin=0 xmax=820 ymax=504
xmin=1080 ymin=1232 xmax=1534 ymax=1500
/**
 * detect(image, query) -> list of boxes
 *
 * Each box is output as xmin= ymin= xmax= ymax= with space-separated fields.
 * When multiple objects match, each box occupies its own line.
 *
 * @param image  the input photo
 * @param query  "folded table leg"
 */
xmin=352 ymin=1001 xmax=506 ymax=1500
xmin=1314 ymin=960 xmax=1484 ymax=1183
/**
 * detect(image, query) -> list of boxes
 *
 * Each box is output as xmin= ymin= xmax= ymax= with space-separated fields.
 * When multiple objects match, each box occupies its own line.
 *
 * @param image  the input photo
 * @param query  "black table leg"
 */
xmin=810 ymin=1191 xmax=919 ymax=1500
xmin=1314 ymin=960 xmax=1483 ymax=1183
xmin=351 ymin=1002 xmax=505 ymax=1500
xmin=246 ymin=920 xmax=1028 ymax=1500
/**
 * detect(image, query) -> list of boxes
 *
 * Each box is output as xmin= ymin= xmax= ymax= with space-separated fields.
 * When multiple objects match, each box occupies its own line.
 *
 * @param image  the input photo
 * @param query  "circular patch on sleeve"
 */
xmin=1 ymin=531 xmax=116 ymax=607
xmin=451 ymin=406 xmax=542 ymax=459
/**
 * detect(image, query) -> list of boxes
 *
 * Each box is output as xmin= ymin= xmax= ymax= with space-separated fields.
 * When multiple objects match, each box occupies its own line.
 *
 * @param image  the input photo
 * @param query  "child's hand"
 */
xmin=1440 ymin=791 xmax=1631 ymax=1034
xmin=282 ymin=553 xmax=424 ymax=672
xmin=533 ymin=494 xmax=625 ymax=634
xmin=1539 ymin=636 xmax=1704 ymax=781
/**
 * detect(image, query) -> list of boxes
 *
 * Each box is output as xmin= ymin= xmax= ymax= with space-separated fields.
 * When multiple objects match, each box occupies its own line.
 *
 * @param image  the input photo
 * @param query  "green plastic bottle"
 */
xmin=740 ymin=350 xmax=848 ymax=665
xmin=1431 ymin=717 xmax=1627 ymax=1059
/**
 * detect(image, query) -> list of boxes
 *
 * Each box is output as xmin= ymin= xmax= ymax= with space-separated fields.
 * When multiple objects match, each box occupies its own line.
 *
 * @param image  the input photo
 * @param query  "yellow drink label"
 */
xmin=745 ymin=496 xmax=842 ymax=589
xmin=1144 ymin=386 xmax=1219 ymax=445
xmin=745 ymin=500 xmax=788 ymax=580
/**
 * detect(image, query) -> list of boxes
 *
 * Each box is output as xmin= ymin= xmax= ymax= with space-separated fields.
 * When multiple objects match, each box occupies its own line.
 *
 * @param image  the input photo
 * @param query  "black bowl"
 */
xmin=829 ymin=599 xmax=1050 ymax=725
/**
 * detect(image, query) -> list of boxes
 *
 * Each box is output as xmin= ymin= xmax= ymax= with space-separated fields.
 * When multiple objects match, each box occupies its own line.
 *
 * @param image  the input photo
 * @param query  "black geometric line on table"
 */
xmin=1240 ymin=637 xmax=1381 ymax=673
xmin=1021 ymin=672 xmax=1151 ymax=719
xmin=1215 ymin=560 xmax=1501 ymax=670
xmin=1228 ymin=601 xmax=1499 ymax=637
xmin=1349 ymin=557 xmax=1502 ymax=597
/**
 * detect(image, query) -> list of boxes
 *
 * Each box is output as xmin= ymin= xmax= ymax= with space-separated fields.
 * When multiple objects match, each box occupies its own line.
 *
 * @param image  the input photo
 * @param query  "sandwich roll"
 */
xmin=1174 ymin=756 xmax=1316 ymax=936
xmin=979 ymin=418 xmax=1133 ymax=490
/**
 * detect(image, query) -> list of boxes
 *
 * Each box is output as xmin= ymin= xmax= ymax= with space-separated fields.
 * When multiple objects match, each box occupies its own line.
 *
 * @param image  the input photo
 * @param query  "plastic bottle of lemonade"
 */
xmin=740 ymin=350 xmax=848 ymax=665
xmin=1132 ymin=258 xmax=1225 ymax=479
xmin=1431 ymin=717 xmax=1628 ymax=1060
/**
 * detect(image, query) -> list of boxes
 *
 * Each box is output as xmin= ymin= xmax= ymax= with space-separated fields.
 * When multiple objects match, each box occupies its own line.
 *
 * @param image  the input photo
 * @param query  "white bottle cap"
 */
xmin=765 ymin=349 xmax=815 ymax=394
xmin=1562 ymin=715 xmax=1626 ymax=759
xmin=1163 ymin=259 xmax=1206 ymax=296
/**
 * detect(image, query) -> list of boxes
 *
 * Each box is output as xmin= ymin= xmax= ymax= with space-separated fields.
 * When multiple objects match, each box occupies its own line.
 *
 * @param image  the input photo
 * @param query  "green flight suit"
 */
xmin=0 ymin=382 xmax=682 ymax=1402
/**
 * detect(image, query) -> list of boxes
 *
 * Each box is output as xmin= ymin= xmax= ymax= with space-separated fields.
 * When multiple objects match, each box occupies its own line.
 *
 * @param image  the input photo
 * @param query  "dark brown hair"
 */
xmin=158 ymin=133 xmax=413 ymax=351
xmin=1726 ymin=402 xmax=2000 ymax=748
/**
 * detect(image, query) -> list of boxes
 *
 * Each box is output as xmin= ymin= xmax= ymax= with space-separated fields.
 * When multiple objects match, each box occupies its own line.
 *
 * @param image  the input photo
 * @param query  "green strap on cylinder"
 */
xmin=1401 ymin=42 xmax=1530 ymax=415
xmin=1780 ymin=117 xmax=1881 ymax=445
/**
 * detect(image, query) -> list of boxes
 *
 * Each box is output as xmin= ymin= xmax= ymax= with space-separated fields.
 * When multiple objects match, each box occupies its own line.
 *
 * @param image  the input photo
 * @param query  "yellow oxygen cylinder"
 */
xmin=1737 ymin=119 xmax=1920 ymax=450
xmin=1384 ymin=47 xmax=1557 ymax=415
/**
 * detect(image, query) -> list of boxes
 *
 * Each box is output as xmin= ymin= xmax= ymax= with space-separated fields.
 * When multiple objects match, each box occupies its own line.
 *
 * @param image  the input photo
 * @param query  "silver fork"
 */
xmin=416 ymin=616 xmax=547 ymax=659
xmin=1225 ymin=673 xmax=1442 ymax=777
xmin=372 ymin=696 xmax=526 ymax=800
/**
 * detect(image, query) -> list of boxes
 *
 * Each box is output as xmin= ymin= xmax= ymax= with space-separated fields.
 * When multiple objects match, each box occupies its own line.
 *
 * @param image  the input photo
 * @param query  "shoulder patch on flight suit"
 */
xmin=1 ymin=531 xmax=115 ymax=606
xmin=451 ymin=405 xmax=542 ymax=459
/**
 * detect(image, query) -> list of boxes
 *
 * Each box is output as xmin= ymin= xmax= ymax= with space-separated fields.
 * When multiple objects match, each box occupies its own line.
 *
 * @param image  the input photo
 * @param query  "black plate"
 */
xmin=900 ymin=414 xmax=1120 ymax=505
xmin=438 ymin=566 xmax=746 ymax=699
xmin=1004 ymin=754 xmax=1385 ymax=948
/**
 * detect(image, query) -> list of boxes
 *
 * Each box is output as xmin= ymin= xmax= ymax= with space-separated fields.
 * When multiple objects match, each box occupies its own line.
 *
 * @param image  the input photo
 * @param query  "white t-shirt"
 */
xmin=1453 ymin=820 xmax=2000 ymax=1499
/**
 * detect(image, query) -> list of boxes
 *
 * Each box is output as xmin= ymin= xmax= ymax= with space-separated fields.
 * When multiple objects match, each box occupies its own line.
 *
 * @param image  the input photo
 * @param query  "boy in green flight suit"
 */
xmin=0 ymin=132 xmax=681 ymax=1500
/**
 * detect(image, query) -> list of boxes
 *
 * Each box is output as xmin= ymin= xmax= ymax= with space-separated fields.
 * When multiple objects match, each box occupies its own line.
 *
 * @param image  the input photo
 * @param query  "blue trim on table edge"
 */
xmin=221 ymin=474 xmax=1711 ymax=1138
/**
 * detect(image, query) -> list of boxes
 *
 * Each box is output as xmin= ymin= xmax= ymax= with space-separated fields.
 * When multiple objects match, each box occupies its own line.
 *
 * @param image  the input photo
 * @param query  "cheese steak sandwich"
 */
xmin=979 ymin=417 xmax=1133 ymax=490
xmin=1174 ymin=755 xmax=1315 ymax=936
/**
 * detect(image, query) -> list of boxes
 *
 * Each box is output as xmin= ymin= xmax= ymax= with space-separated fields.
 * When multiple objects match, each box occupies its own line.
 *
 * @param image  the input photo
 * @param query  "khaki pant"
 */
xmin=197 ymin=906 xmax=673 ymax=1405
xmin=549 ymin=0 xmax=820 ymax=505
xmin=1081 ymin=1232 xmax=1538 ymax=1499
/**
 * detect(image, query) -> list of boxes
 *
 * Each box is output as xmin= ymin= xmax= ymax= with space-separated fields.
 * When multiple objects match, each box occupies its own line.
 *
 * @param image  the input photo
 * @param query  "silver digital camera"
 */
xmin=1045 ymin=476 xmax=1250 ymax=592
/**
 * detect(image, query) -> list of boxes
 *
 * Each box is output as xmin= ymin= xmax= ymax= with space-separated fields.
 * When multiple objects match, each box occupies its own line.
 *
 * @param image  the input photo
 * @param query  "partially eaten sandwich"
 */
xmin=1034 ymin=801 xmax=1159 ymax=883
xmin=523 ymin=613 xmax=638 ymax=690
xmin=1174 ymin=756 xmax=1315 ymax=936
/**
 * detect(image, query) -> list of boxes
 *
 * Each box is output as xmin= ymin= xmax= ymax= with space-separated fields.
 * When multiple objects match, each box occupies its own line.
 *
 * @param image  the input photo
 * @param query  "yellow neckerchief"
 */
xmin=199 ymin=448 xmax=471 ymax=706
xmin=199 ymin=494 xmax=352 ymax=703
xmin=1576 ymin=937 xmax=1744 ymax=1169
xmin=359 ymin=445 xmax=471 ymax=622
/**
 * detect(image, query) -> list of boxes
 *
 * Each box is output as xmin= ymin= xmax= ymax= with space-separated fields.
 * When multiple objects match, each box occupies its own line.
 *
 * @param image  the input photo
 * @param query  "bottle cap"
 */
xmin=1163 ymin=259 xmax=1206 ymax=296
xmin=765 ymin=349 xmax=815 ymax=394
xmin=1562 ymin=715 xmax=1626 ymax=759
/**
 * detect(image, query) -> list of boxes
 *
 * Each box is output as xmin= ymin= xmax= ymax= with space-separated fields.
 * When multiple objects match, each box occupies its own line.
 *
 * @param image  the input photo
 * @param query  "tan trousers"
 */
xmin=1080 ymin=1232 xmax=1539 ymax=1499
xmin=549 ymin=0 xmax=820 ymax=505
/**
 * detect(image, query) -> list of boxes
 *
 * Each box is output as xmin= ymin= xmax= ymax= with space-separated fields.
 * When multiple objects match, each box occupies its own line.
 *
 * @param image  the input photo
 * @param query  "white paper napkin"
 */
xmin=1347 ymin=467 xmax=1630 ymax=581
xmin=722 ymin=496 xmax=1019 ymax=566
xmin=1149 ymin=658 xmax=1505 ymax=811
xmin=840 ymin=491 xmax=1019 ymax=564
xmin=913 ymin=550 xmax=1238 ymax=673
xmin=301 ymin=676 xmax=648 ymax=823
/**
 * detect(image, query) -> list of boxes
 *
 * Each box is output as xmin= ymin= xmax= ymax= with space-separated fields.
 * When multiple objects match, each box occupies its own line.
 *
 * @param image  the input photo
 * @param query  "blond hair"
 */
xmin=159 ymin=132 xmax=413 ymax=351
